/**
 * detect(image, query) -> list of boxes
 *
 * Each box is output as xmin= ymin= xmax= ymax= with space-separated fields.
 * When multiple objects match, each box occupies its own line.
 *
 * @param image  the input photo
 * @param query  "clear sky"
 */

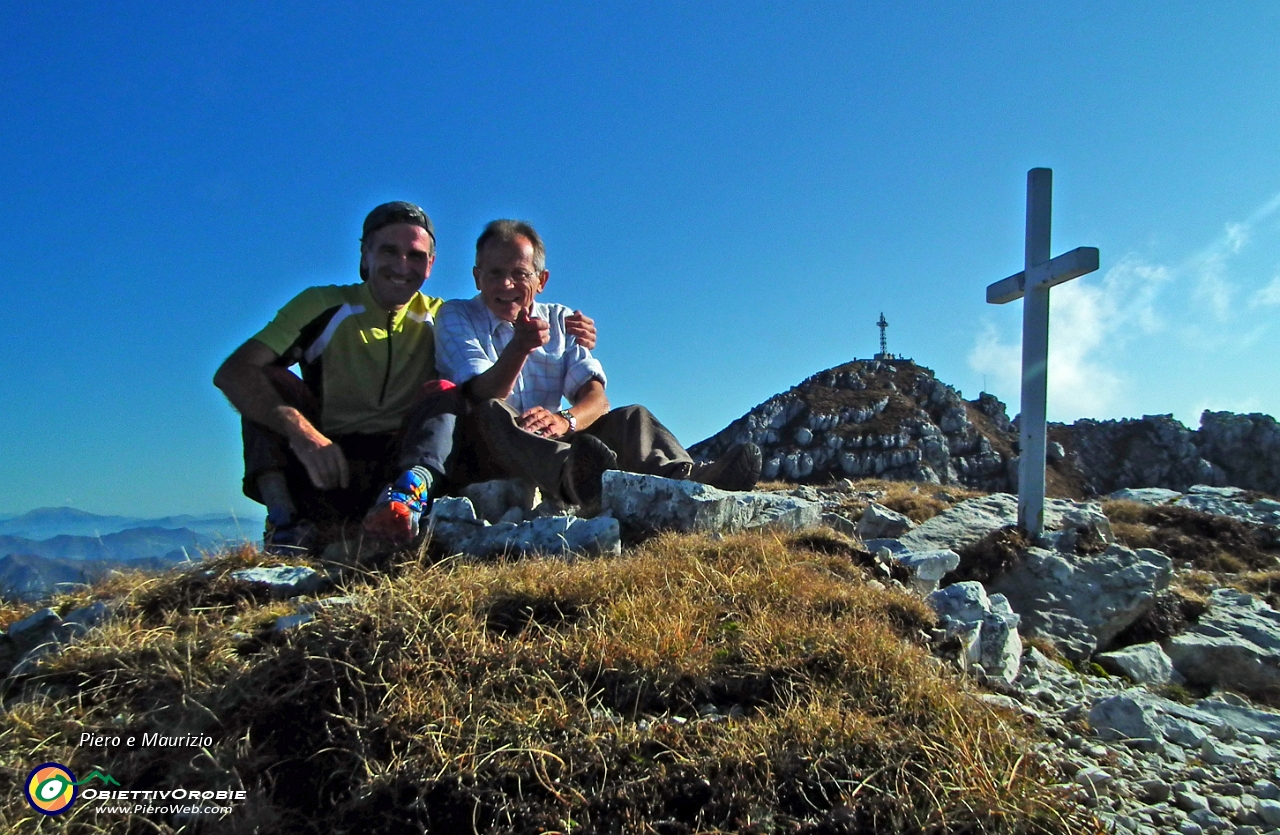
xmin=3 ymin=2 xmax=1280 ymax=518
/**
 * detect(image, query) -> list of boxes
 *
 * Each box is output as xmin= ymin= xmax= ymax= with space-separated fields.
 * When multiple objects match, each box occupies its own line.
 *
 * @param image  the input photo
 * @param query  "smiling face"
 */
xmin=472 ymin=234 xmax=549 ymax=322
xmin=361 ymin=223 xmax=436 ymax=311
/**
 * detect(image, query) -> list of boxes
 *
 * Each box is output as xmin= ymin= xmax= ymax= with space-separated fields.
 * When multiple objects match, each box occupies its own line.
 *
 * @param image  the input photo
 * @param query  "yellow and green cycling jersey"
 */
xmin=252 ymin=282 xmax=445 ymax=436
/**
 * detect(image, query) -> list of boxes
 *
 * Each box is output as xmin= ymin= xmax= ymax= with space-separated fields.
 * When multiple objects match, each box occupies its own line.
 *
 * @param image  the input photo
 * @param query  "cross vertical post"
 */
xmin=1019 ymin=169 xmax=1052 ymax=536
xmin=986 ymin=168 xmax=1099 ymax=537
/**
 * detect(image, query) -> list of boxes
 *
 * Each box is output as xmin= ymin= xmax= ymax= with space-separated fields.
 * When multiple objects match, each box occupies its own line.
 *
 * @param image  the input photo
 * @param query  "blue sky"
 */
xmin=3 ymin=2 xmax=1280 ymax=518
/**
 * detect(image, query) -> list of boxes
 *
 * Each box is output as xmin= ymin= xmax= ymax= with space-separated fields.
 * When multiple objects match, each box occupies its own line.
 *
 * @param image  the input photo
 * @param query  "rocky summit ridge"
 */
xmin=690 ymin=357 xmax=1280 ymax=499
xmin=690 ymin=359 xmax=1016 ymax=490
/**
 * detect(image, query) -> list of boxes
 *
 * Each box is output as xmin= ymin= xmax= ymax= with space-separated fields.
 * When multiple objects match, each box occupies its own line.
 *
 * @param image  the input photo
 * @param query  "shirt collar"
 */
xmin=359 ymin=282 xmax=426 ymax=325
xmin=473 ymin=294 xmax=543 ymax=336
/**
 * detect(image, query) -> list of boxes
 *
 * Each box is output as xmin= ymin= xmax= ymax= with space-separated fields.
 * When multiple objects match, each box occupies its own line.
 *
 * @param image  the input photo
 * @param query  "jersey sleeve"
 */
xmin=422 ymin=294 xmax=446 ymax=322
xmin=251 ymin=287 xmax=337 ymax=358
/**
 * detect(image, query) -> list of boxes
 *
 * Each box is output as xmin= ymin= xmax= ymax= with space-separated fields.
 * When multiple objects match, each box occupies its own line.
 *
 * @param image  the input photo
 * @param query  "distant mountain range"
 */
xmin=0 ymin=507 xmax=258 ymax=601
xmin=0 ymin=507 xmax=256 ymax=542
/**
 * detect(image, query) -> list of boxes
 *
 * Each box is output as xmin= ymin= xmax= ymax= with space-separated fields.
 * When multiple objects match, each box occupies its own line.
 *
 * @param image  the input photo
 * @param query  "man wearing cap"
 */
xmin=214 ymin=202 xmax=595 ymax=551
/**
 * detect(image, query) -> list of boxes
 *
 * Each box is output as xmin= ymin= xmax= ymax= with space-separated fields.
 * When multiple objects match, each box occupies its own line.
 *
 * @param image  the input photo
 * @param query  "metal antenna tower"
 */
xmin=876 ymin=312 xmax=889 ymax=358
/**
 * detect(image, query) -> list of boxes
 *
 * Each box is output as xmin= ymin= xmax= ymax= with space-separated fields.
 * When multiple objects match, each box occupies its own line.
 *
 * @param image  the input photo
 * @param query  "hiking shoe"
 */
xmin=363 ymin=469 xmax=432 ymax=542
xmin=561 ymin=433 xmax=618 ymax=506
xmin=690 ymin=442 xmax=762 ymax=491
xmin=263 ymin=519 xmax=318 ymax=556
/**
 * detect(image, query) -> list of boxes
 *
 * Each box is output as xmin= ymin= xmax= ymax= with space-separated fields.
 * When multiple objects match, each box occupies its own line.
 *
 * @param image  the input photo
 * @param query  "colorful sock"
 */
xmin=364 ymin=466 xmax=435 ymax=540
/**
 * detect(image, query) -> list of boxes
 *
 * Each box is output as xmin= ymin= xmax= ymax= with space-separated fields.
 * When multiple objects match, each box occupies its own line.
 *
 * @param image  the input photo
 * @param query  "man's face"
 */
xmin=361 ymin=223 xmax=435 ymax=311
xmin=472 ymin=235 xmax=549 ymax=322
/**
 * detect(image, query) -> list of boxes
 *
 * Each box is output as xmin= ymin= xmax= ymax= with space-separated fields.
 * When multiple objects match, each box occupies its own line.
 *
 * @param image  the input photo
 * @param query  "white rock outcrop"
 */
xmin=428 ymin=497 xmax=620 ymax=559
xmin=926 ymin=581 xmax=1022 ymax=684
xmin=601 ymin=472 xmax=821 ymax=535
xmin=988 ymin=544 xmax=1172 ymax=661
xmin=1166 ymin=588 xmax=1280 ymax=699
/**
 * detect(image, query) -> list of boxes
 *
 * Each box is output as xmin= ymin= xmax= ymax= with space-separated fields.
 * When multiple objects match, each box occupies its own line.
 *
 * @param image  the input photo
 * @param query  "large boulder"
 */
xmin=987 ymin=544 xmax=1172 ymax=661
xmin=898 ymin=493 xmax=1112 ymax=553
xmin=601 ymin=472 xmax=821 ymax=535
xmin=1166 ymin=588 xmax=1280 ymax=699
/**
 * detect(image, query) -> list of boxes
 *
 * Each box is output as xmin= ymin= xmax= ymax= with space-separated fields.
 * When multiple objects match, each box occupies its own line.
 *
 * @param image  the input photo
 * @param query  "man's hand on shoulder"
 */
xmin=512 ymin=307 xmax=551 ymax=354
xmin=566 ymin=309 xmax=596 ymax=350
xmin=287 ymin=422 xmax=351 ymax=490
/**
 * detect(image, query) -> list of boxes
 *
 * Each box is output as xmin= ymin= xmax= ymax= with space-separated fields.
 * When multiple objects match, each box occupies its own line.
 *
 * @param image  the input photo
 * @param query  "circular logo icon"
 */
xmin=24 ymin=762 xmax=77 ymax=815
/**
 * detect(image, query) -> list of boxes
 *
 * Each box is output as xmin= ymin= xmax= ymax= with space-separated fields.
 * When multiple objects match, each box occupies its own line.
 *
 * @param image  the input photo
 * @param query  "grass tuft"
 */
xmin=0 ymin=531 xmax=1100 ymax=834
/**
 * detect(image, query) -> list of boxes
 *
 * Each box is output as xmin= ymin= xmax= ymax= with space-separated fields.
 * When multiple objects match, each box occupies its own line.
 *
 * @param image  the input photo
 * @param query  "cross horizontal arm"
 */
xmin=986 ymin=246 xmax=1101 ymax=305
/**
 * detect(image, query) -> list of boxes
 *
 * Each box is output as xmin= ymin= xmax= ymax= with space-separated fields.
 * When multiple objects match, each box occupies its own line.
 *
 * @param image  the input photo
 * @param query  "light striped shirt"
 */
xmin=434 ymin=296 xmax=607 ymax=413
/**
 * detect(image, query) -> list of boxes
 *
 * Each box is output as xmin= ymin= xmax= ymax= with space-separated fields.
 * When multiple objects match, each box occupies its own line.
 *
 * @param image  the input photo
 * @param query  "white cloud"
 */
xmin=1225 ymin=222 xmax=1250 ymax=254
xmin=1188 ymin=197 xmax=1280 ymax=321
xmin=970 ymin=190 xmax=1280 ymax=422
xmin=1251 ymin=274 xmax=1280 ymax=307
xmin=968 ymin=254 xmax=1168 ymax=420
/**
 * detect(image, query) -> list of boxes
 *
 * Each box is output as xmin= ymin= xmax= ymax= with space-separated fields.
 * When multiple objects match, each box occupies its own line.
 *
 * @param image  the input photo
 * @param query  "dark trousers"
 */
xmin=406 ymin=388 xmax=694 ymax=503
xmin=241 ymin=368 xmax=459 ymax=523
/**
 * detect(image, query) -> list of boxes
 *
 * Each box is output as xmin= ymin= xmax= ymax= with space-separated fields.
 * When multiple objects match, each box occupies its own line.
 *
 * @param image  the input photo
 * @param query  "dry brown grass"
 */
xmin=826 ymin=479 xmax=985 ymax=526
xmin=0 ymin=533 xmax=1098 ymax=834
xmin=1104 ymin=500 xmax=1280 ymax=578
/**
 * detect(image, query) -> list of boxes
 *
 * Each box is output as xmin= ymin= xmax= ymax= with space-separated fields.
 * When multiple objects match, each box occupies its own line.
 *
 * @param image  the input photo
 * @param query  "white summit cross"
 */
xmin=986 ymin=168 xmax=1099 ymax=536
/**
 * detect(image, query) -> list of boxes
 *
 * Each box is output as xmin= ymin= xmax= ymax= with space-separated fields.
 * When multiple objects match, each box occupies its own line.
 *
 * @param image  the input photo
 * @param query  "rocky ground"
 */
xmin=7 ymin=474 xmax=1280 ymax=833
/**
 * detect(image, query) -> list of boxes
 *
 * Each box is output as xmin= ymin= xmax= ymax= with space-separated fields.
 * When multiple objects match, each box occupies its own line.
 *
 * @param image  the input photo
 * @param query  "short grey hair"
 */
xmin=475 ymin=219 xmax=546 ymax=273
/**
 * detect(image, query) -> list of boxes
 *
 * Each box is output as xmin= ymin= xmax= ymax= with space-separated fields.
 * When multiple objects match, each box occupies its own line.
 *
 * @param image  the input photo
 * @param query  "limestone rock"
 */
xmin=1096 ymin=642 xmax=1175 ymax=685
xmin=459 ymin=478 xmax=540 ymax=524
xmin=7 ymin=607 xmax=61 ymax=644
xmin=430 ymin=496 xmax=479 ymax=523
xmin=926 ymin=581 xmax=1022 ymax=684
xmin=820 ymin=512 xmax=859 ymax=538
xmin=1089 ymin=694 xmax=1165 ymax=744
xmin=898 ymin=493 xmax=1111 ymax=553
xmin=1108 ymin=487 xmax=1183 ymax=505
xmin=987 ymin=544 xmax=1171 ymax=660
xmin=274 ymin=595 xmax=361 ymax=632
xmin=894 ymin=549 xmax=960 ymax=595
xmin=428 ymin=498 xmax=621 ymax=559
xmin=1054 ymin=414 xmax=1222 ymax=495
xmin=1167 ymin=588 xmax=1280 ymax=699
xmin=1192 ymin=697 xmax=1280 ymax=742
xmin=601 ymin=472 xmax=821 ymax=535
xmin=1198 ymin=411 xmax=1280 ymax=495
xmin=856 ymin=502 xmax=914 ymax=540
xmin=1174 ymin=487 xmax=1280 ymax=526
xmin=62 ymin=601 xmax=115 ymax=639
xmin=231 ymin=566 xmax=327 ymax=598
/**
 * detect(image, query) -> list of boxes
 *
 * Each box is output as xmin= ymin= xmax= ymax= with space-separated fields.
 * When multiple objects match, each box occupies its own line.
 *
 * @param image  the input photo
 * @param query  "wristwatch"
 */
xmin=558 ymin=409 xmax=577 ymax=432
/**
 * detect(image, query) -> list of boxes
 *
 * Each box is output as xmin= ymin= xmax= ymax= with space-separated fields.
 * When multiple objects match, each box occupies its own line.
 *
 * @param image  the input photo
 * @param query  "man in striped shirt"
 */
xmin=427 ymin=219 xmax=762 ymax=508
